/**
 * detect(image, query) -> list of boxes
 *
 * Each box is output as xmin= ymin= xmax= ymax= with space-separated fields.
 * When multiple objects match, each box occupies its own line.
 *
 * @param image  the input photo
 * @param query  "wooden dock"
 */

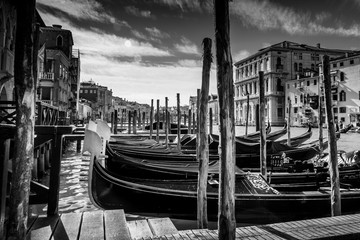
xmin=28 ymin=210 xmax=360 ymax=239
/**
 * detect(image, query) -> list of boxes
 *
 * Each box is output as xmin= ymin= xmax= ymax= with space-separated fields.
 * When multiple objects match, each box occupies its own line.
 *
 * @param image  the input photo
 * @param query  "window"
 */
xmin=266 ymin=79 xmax=269 ymax=92
xmin=300 ymin=94 xmax=303 ymax=103
xmin=307 ymin=81 xmax=310 ymax=86
xmin=84 ymin=89 xmax=88 ymax=94
xmin=277 ymin=108 xmax=283 ymax=117
xmin=299 ymin=63 xmax=303 ymax=72
xmin=56 ymin=35 xmax=63 ymax=47
xmin=340 ymin=62 xmax=344 ymax=67
xmin=350 ymin=59 xmax=354 ymax=65
xmin=294 ymin=107 xmax=298 ymax=113
xmin=333 ymin=63 xmax=337 ymax=68
xmin=340 ymin=72 xmax=345 ymax=81
xmin=333 ymin=108 xmax=338 ymax=113
xmin=276 ymin=57 xmax=281 ymax=66
xmin=311 ymin=64 xmax=315 ymax=71
xmin=294 ymin=62 xmax=298 ymax=71
xmin=340 ymin=107 xmax=346 ymax=113
xmin=253 ymin=82 xmax=257 ymax=94
xmin=333 ymin=94 xmax=338 ymax=101
xmin=298 ymin=53 xmax=303 ymax=60
xmin=340 ymin=90 xmax=346 ymax=101
xmin=277 ymin=78 xmax=283 ymax=91
xmin=295 ymin=96 xmax=298 ymax=104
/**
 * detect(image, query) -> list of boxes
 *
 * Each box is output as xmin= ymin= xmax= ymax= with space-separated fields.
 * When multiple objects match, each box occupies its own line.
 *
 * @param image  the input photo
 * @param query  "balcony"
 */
xmin=40 ymin=72 xmax=55 ymax=81
xmin=1 ymin=48 xmax=14 ymax=75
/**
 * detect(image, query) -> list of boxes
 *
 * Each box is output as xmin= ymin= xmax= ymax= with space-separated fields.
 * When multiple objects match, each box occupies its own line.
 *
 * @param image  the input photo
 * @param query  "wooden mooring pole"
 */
xmin=177 ymin=93 xmax=181 ymax=150
xmin=318 ymin=78 xmax=324 ymax=156
xmin=214 ymin=0 xmax=236 ymax=238
xmin=150 ymin=99 xmax=154 ymax=139
xmin=128 ymin=110 xmax=131 ymax=134
xmin=209 ymin=108 xmax=213 ymax=135
xmin=165 ymin=97 xmax=169 ymax=147
xmin=323 ymin=55 xmax=341 ymax=216
xmin=156 ymin=99 xmax=160 ymax=143
xmin=114 ymin=109 xmax=118 ymax=134
xmin=197 ymin=37 xmax=212 ymax=229
xmin=188 ymin=109 xmax=192 ymax=134
xmin=287 ymin=100 xmax=291 ymax=146
xmin=259 ymin=71 xmax=267 ymax=178
xmin=8 ymin=0 xmax=36 ymax=238
xmin=133 ymin=110 xmax=137 ymax=134
xmin=245 ymin=91 xmax=250 ymax=136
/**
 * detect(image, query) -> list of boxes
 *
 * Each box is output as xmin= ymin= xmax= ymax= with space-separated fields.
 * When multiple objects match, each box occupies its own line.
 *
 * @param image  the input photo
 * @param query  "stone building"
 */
xmin=37 ymin=24 xmax=74 ymax=124
xmin=233 ymin=41 xmax=352 ymax=126
xmin=286 ymin=53 xmax=360 ymax=127
xmin=79 ymin=80 xmax=113 ymax=121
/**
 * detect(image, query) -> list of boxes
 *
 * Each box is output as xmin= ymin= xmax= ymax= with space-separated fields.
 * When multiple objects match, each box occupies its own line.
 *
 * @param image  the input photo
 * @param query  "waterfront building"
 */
xmin=286 ymin=53 xmax=360 ymax=127
xmin=234 ymin=41 xmax=352 ymax=126
xmin=79 ymin=80 xmax=113 ymax=121
xmin=37 ymin=24 xmax=74 ymax=124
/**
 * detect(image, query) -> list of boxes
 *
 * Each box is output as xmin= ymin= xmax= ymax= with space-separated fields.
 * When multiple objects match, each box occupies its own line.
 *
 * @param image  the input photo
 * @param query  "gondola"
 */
xmin=340 ymin=124 xmax=353 ymax=133
xmin=86 ymin=131 xmax=360 ymax=224
xmin=277 ymin=125 xmax=312 ymax=147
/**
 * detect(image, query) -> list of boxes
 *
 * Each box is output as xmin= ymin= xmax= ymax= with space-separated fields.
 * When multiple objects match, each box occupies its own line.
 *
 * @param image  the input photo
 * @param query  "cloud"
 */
xmin=37 ymin=0 xmax=117 ymax=23
xmin=233 ymin=50 xmax=250 ymax=62
xmin=230 ymin=0 xmax=360 ymax=37
xmin=153 ymin=0 xmax=212 ymax=12
xmin=174 ymin=37 xmax=200 ymax=55
xmin=145 ymin=27 xmax=170 ymax=39
xmin=125 ymin=6 xmax=155 ymax=19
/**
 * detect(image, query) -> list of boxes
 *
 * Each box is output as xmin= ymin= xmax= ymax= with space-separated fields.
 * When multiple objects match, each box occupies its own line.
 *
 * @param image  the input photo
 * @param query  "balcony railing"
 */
xmin=40 ymin=72 xmax=55 ymax=81
xmin=1 ymin=48 xmax=14 ymax=74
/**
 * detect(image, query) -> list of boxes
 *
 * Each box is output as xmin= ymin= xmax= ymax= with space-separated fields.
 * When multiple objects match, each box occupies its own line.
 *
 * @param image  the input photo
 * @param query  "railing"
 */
xmin=39 ymin=72 xmax=54 ymax=81
xmin=1 ymin=48 xmax=14 ymax=74
xmin=0 ymin=101 xmax=16 ymax=125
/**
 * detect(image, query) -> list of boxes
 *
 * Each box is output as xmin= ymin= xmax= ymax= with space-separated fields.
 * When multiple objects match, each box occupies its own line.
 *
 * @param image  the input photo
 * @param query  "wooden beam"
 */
xmin=156 ymin=99 xmax=160 ymax=143
xmin=322 ymin=55 xmax=341 ymax=216
xmin=213 ymin=0 xmax=236 ymax=238
xmin=259 ymin=71 xmax=267 ymax=178
xmin=150 ymin=99 xmax=154 ymax=139
xmin=197 ymin=38 xmax=212 ymax=229
xmin=177 ymin=93 xmax=181 ymax=150
xmin=8 ymin=0 xmax=36 ymax=238
xmin=165 ymin=97 xmax=169 ymax=147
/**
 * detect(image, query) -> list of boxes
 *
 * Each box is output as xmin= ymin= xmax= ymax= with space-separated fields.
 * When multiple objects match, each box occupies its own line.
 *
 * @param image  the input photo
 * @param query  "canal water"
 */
xmin=31 ymin=126 xmax=360 ymax=229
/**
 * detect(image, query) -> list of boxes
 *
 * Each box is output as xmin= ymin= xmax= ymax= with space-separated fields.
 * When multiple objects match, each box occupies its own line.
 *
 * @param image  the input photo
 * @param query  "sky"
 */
xmin=36 ymin=0 xmax=360 ymax=106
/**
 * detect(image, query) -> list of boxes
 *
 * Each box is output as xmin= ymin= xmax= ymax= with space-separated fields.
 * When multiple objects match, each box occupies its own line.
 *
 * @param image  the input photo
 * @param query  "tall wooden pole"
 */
xmin=114 ymin=109 xmax=118 ymax=134
xmin=133 ymin=110 xmax=137 ymax=134
xmin=209 ymin=108 xmax=213 ymax=135
xmin=287 ymin=100 xmax=291 ymax=146
xmin=128 ymin=110 xmax=131 ymax=134
xmin=192 ymin=111 xmax=196 ymax=134
xmin=8 ymin=0 xmax=36 ymax=238
xmin=323 ymin=55 xmax=341 ymax=216
xmin=318 ymin=78 xmax=324 ymax=156
xmin=165 ymin=97 xmax=169 ymax=147
xmin=196 ymin=89 xmax=201 ymax=155
xmin=184 ymin=111 xmax=187 ymax=129
xmin=214 ymin=0 xmax=236 ymax=238
xmin=177 ymin=93 xmax=181 ymax=150
xmin=150 ymin=99 xmax=154 ymax=139
xmin=156 ymin=99 xmax=160 ymax=143
xmin=245 ymin=92 xmax=249 ymax=136
xmin=142 ymin=111 xmax=145 ymax=130
xmin=188 ymin=109 xmax=192 ymax=134
xmin=259 ymin=71 xmax=267 ymax=178
xmin=197 ymin=38 xmax=212 ymax=229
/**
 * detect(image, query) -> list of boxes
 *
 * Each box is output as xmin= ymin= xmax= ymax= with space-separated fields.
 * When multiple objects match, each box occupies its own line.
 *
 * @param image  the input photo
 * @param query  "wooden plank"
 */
xmin=148 ymin=218 xmax=178 ymax=237
xmin=104 ymin=209 xmax=131 ymax=240
xmin=127 ymin=219 xmax=153 ymax=240
xmin=79 ymin=211 xmax=104 ymax=240
xmin=29 ymin=215 xmax=60 ymax=240
xmin=52 ymin=212 xmax=82 ymax=240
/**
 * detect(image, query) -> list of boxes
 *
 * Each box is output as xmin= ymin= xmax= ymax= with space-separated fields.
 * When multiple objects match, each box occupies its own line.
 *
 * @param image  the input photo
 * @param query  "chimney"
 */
xmin=317 ymin=43 xmax=321 ymax=48
xmin=52 ymin=24 xmax=62 ymax=29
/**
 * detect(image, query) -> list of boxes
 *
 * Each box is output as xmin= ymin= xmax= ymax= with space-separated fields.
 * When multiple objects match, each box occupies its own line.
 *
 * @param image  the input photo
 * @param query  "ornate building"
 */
xmin=233 ymin=41 xmax=352 ymax=126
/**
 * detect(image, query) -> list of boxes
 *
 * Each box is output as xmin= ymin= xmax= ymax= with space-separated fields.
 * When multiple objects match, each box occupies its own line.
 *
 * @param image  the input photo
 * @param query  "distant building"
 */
xmin=208 ymin=94 xmax=219 ymax=125
xmin=79 ymin=81 xmax=113 ymax=121
xmin=234 ymin=41 xmax=353 ymax=126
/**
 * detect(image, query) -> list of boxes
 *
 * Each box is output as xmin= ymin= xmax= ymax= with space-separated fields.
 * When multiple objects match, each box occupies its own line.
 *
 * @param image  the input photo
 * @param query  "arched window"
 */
xmin=56 ymin=35 xmax=63 ymax=47
xmin=299 ymin=63 xmax=303 ymax=72
xmin=294 ymin=62 xmax=298 ymax=71
xmin=276 ymin=78 xmax=283 ymax=91
xmin=276 ymin=57 xmax=281 ymax=65
xmin=340 ymin=90 xmax=346 ymax=101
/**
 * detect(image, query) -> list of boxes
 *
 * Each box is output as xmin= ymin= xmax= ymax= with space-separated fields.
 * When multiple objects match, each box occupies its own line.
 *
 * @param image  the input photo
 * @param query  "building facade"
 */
xmin=234 ymin=41 xmax=352 ymax=126
xmin=37 ymin=24 xmax=74 ymax=123
xmin=286 ymin=53 xmax=360 ymax=127
xmin=79 ymin=80 xmax=113 ymax=121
